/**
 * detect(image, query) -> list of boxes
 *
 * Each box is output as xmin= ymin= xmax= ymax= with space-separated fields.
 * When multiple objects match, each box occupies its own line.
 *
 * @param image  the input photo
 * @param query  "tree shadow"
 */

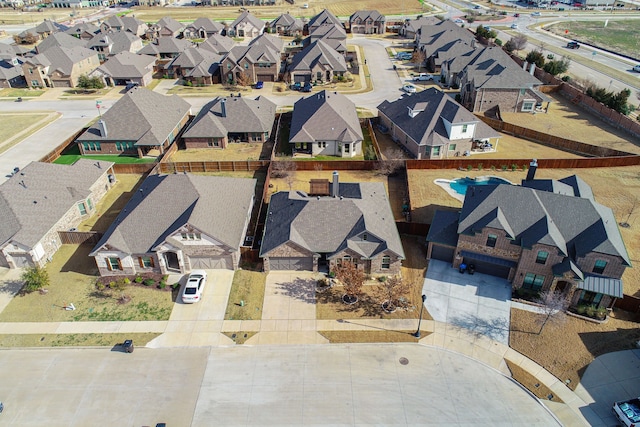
xmin=448 ymin=312 xmax=512 ymax=342
xmin=274 ymin=276 xmax=316 ymax=304
xmin=0 ymin=279 xmax=23 ymax=297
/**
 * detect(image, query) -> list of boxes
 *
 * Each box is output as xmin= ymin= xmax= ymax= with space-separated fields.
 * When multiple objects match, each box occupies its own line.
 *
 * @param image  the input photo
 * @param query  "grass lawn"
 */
xmin=78 ymin=174 xmax=146 ymax=233
xmin=510 ymin=307 xmax=640 ymax=391
xmin=224 ymin=270 xmax=267 ymax=321
xmin=54 ymin=145 xmax=156 ymax=165
xmin=0 ymin=244 xmax=174 ymax=322
xmin=170 ymin=142 xmax=270 ymax=162
xmin=60 ymin=88 xmax=111 ymax=98
xmin=0 ymin=112 xmax=60 ymax=155
xmin=0 ymin=88 xmax=45 ymax=98
xmin=319 ymin=330 xmax=425 ymax=343
xmin=0 ymin=333 xmax=160 ymax=348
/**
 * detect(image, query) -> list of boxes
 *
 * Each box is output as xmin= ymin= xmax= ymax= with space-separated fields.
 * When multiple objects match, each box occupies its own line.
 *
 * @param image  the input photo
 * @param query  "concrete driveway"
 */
xmin=422 ymin=260 xmax=513 ymax=345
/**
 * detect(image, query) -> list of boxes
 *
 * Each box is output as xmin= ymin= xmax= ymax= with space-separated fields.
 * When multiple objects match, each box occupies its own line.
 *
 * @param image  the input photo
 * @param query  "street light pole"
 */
xmin=413 ymin=294 xmax=427 ymax=338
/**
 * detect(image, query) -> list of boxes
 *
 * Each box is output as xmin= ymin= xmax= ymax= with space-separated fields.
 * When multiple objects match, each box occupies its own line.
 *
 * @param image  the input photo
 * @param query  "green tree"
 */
xmin=543 ymin=57 xmax=570 ymax=76
xmin=77 ymin=74 xmax=105 ymax=89
xmin=21 ymin=266 xmax=50 ymax=293
xmin=525 ymin=50 xmax=545 ymax=68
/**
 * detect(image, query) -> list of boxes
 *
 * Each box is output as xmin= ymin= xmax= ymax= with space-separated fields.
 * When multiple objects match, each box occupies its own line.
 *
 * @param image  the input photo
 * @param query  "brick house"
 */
xmin=89 ymin=51 xmax=155 ymax=87
xmin=0 ymin=57 xmax=26 ymax=89
xmin=349 ymin=10 xmax=385 ymax=35
xmin=0 ymin=160 xmax=115 ymax=269
xmin=100 ymin=15 xmax=148 ymax=38
xmin=91 ymin=174 xmax=256 ymax=276
xmin=399 ymin=16 xmax=440 ymax=39
xmin=287 ymin=39 xmax=347 ymax=84
xmin=64 ymin=22 xmax=101 ymax=41
xmin=22 ymin=45 xmax=100 ymax=88
xmin=137 ymin=37 xmax=193 ymax=72
xmin=220 ymin=34 xmax=282 ymax=84
xmin=86 ymin=31 xmax=144 ymax=62
xmin=75 ymin=87 xmax=191 ymax=158
xmin=377 ymin=87 xmax=500 ymax=159
xmin=182 ymin=95 xmax=276 ymax=149
xmin=269 ymin=13 xmax=304 ymax=37
xmin=165 ymin=47 xmax=222 ymax=83
xmin=426 ymin=164 xmax=631 ymax=310
xmin=260 ymin=172 xmax=405 ymax=274
xmin=227 ymin=11 xmax=265 ymax=39
xmin=183 ymin=18 xmax=225 ymax=39
xmin=149 ymin=16 xmax=184 ymax=39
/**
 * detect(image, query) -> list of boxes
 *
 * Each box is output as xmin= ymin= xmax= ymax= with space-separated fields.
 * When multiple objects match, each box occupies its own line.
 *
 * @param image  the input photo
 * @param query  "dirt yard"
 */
xmin=510 ymin=308 xmax=640 ymax=391
xmin=170 ymin=141 xmax=271 ymax=161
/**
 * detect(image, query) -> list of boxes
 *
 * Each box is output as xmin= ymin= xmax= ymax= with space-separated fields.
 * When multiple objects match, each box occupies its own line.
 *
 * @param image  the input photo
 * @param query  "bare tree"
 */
xmin=380 ymin=276 xmax=411 ymax=310
xmin=412 ymin=50 xmax=427 ymax=72
xmin=270 ymin=160 xmax=296 ymax=178
xmin=375 ymin=148 xmax=405 ymax=176
xmin=335 ymin=261 xmax=365 ymax=302
xmin=236 ymin=71 xmax=252 ymax=87
xmin=511 ymin=34 xmax=528 ymax=52
xmin=534 ymin=290 xmax=569 ymax=334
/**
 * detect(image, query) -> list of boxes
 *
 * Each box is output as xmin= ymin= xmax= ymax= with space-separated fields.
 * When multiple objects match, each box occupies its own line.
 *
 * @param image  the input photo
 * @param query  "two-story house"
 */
xmin=183 ymin=17 xmax=225 ymax=39
xmin=149 ymin=16 xmax=184 ymax=39
xmin=165 ymin=47 xmax=221 ymax=82
xmin=101 ymin=15 xmax=148 ymax=38
xmin=86 ymin=31 xmax=143 ymax=62
xmin=220 ymin=34 xmax=282 ymax=84
xmin=89 ymin=51 xmax=155 ymax=87
xmin=22 ymin=45 xmax=100 ymax=88
xmin=287 ymin=39 xmax=347 ymax=85
xmin=137 ymin=37 xmax=193 ymax=72
xmin=269 ymin=13 xmax=304 ymax=37
xmin=227 ymin=11 xmax=264 ymax=39
xmin=349 ymin=10 xmax=385 ymax=34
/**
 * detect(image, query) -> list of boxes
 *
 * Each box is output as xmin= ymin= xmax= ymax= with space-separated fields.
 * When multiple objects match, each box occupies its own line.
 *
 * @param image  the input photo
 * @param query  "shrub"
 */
xmin=511 ymin=164 xmax=518 ymax=171
xmin=377 ymin=276 xmax=387 ymax=282
xmin=494 ymin=38 xmax=503 ymax=46
xmin=162 ymin=275 xmax=169 ymax=281
xmin=171 ymin=282 xmax=180 ymax=290
xmin=575 ymin=305 xmax=587 ymax=315
xmin=526 ymin=50 xmax=545 ymax=68
xmin=477 ymin=163 xmax=483 ymax=170
xmin=135 ymin=276 xmax=143 ymax=284
xmin=20 ymin=266 xmax=50 ymax=293
xmin=585 ymin=305 xmax=597 ymax=317
xmin=491 ymin=165 xmax=496 ymax=171
xmin=522 ymin=164 xmax=528 ymax=171
xmin=158 ymin=282 xmax=166 ymax=290
xmin=467 ymin=164 xmax=473 ymax=171
xmin=123 ymin=278 xmax=131 ymax=285
xmin=501 ymin=165 xmax=507 ymax=171
xmin=109 ymin=281 xmax=116 ymax=288
xmin=143 ymin=278 xmax=155 ymax=286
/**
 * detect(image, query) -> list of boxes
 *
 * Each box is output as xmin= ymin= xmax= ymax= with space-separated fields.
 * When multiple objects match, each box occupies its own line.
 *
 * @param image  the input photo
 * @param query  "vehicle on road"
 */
xmin=613 ymin=396 xmax=640 ymax=427
xmin=514 ymin=13 xmax=520 ymax=17
xmin=632 ymin=65 xmax=640 ymax=72
xmin=254 ymin=81 xmax=264 ymax=89
xmin=454 ymin=18 xmax=464 ymax=23
xmin=532 ymin=11 xmax=541 ymax=16
xmin=413 ymin=73 xmax=433 ymax=81
xmin=567 ymin=41 xmax=580 ymax=49
xmin=402 ymin=84 xmax=417 ymax=93
xmin=182 ymin=270 xmax=207 ymax=304
xmin=510 ymin=23 xmax=518 ymax=29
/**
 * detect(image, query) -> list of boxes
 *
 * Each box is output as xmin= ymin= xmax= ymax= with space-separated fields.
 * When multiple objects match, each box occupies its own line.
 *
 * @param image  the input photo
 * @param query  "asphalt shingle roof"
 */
xmin=269 ymin=13 xmax=304 ymax=32
xmin=86 ymin=31 xmax=141 ymax=56
xmin=91 ymin=174 xmax=256 ymax=255
xmin=30 ymin=45 xmax=96 ymax=76
xmin=138 ymin=37 xmax=192 ymax=56
xmin=186 ymin=18 xmax=225 ymax=35
xmin=230 ymin=11 xmax=265 ymax=32
xmin=461 ymin=46 xmax=541 ymax=89
xmin=103 ymin=15 xmax=146 ymax=34
xmin=308 ymin=9 xmax=342 ymax=31
xmin=289 ymin=90 xmax=362 ymax=144
xmin=260 ymin=181 xmax=404 ymax=260
xmin=93 ymin=51 xmax=155 ymax=79
xmin=0 ymin=159 xmax=113 ymax=248
xmin=76 ymin=87 xmax=190 ymax=146
xmin=198 ymin=34 xmax=236 ymax=55
xmin=36 ymin=32 xmax=87 ymax=53
xmin=288 ymin=39 xmax=347 ymax=74
xmin=349 ymin=10 xmax=385 ymax=23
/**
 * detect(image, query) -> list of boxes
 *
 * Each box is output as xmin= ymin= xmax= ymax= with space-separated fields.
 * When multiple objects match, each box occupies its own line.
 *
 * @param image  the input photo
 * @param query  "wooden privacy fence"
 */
xmin=614 ymin=294 xmax=640 ymax=314
xmin=158 ymin=160 xmax=270 ymax=174
xmin=58 ymin=231 xmax=103 ymax=245
xmin=406 ymin=155 xmax=640 ymax=170
xmin=40 ymin=127 xmax=88 ymax=163
xmin=112 ymin=163 xmax=157 ymax=174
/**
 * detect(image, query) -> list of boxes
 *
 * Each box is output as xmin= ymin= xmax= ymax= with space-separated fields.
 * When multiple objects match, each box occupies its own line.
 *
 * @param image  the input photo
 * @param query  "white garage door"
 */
xmin=189 ymin=256 xmax=232 ymax=270
xmin=269 ymin=257 xmax=313 ymax=271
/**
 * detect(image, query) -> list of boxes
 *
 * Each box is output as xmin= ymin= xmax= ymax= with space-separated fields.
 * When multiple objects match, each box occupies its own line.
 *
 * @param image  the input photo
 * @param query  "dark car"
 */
xmin=567 ymin=41 xmax=580 ymax=49
xmin=514 ymin=12 xmax=520 ymax=17
xmin=301 ymin=82 xmax=312 ymax=92
xmin=290 ymin=82 xmax=301 ymax=91
xmin=254 ymin=81 xmax=264 ymax=89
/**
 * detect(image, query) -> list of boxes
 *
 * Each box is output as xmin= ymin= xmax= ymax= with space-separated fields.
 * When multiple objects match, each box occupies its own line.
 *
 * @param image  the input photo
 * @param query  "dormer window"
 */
xmin=181 ymin=233 xmax=201 ymax=241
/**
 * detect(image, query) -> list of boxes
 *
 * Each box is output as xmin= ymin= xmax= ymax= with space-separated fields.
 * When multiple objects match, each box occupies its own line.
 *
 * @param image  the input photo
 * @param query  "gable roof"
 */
xmin=349 ymin=10 xmax=385 ymax=23
xmin=138 ymin=37 xmax=193 ymax=55
xmin=30 ymin=45 xmax=97 ymax=76
xmin=230 ymin=11 xmax=265 ymax=31
xmin=186 ymin=17 xmax=225 ymax=34
xmin=91 ymin=174 xmax=256 ymax=255
xmin=260 ymin=181 xmax=404 ymax=260
xmin=249 ymin=33 xmax=284 ymax=53
xmin=103 ymin=15 xmax=147 ymax=34
xmin=224 ymin=42 xmax=280 ymax=68
xmin=461 ymin=46 xmax=541 ymax=89
xmin=86 ymin=31 xmax=141 ymax=56
xmin=402 ymin=16 xmax=441 ymax=34
xmin=36 ymin=32 xmax=87 ymax=53
xmin=183 ymin=95 xmax=276 ymax=138
xmin=0 ymin=44 xmax=30 ymax=60
xmin=0 ymin=159 xmax=113 ymax=249
xmin=308 ymin=9 xmax=342 ymax=31
xmin=154 ymin=16 xmax=184 ymax=33
xmin=35 ymin=19 xmax=65 ymax=35
xmin=288 ymin=39 xmax=347 ymax=73
xmin=437 ymin=40 xmax=477 ymax=71
xmin=269 ymin=13 xmax=304 ymax=31
xmin=64 ymin=22 xmax=101 ymax=38
xmin=76 ymin=87 xmax=190 ymax=146
xmin=198 ymin=33 xmax=236 ymax=54
xmin=457 ymin=183 xmax=631 ymax=266
xmin=377 ymin=87 xmax=499 ymax=147
xmin=166 ymin=46 xmax=221 ymax=70
xmin=93 ymin=51 xmax=155 ymax=79
xmin=417 ymin=20 xmax=475 ymax=58
xmin=290 ymin=90 xmax=362 ymax=144
xmin=0 ymin=58 xmax=24 ymax=81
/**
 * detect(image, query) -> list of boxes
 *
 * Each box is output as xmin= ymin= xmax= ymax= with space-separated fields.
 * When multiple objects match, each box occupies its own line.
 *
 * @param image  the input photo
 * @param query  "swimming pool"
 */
xmin=449 ymin=176 xmax=512 ymax=195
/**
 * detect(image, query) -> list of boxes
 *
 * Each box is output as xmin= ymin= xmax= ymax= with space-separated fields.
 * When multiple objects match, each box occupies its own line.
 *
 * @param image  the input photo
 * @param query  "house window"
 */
xmin=432 ymin=146 xmax=440 ymax=156
xmin=343 ymin=255 xmax=351 ymax=263
xmin=449 ymin=144 xmax=456 ymax=151
xmin=208 ymin=141 xmax=213 ymax=147
xmin=462 ymin=124 xmax=468 ymax=133
xmin=181 ymin=233 xmax=201 ymax=241
xmin=536 ymin=251 xmax=548 ymax=264
xmin=87 ymin=198 xmax=93 ymax=211
xmin=522 ymin=273 xmax=545 ymax=291
xmin=578 ymin=290 xmax=603 ymax=307
xmin=522 ymin=101 xmax=535 ymax=112
xmin=382 ymin=256 xmax=390 ymax=269
xmin=29 ymin=68 xmax=34 ymax=74
xmin=363 ymin=233 xmax=368 ymax=241
xmin=139 ymin=256 xmax=154 ymax=268
xmin=78 ymin=202 xmax=87 ymax=215
xmin=31 ymin=80 xmax=39 ymax=86
xmin=107 ymin=257 xmax=122 ymax=271
xmin=344 ymin=144 xmax=350 ymax=153
xmin=244 ymin=63 xmax=249 ymax=69
xmin=593 ymin=259 xmax=607 ymax=274
xmin=486 ymin=234 xmax=497 ymax=248
xmin=520 ymin=88 xmax=526 ymax=95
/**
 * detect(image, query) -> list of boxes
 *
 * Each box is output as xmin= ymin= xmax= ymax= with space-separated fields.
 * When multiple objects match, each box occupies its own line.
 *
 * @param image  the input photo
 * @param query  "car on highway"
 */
xmin=632 ymin=65 xmax=640 ymax=72
xmin=182 ymin=270 xmax=207 ymax=304
xmin=514 ymin=13 xmax=520 ymax=17
xmin=566 ymin=41 xmax=580 ymax=49
xmin=402 ymin=84 xmax=417 ymax=93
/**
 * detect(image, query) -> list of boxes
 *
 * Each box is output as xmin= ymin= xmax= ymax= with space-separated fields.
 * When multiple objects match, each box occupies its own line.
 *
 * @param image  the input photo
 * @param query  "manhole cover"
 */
xmin=399 ymin=357 xmax=409 ymax=365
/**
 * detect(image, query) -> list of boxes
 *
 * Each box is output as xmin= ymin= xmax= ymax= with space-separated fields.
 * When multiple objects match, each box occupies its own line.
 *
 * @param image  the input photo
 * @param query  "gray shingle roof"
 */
xmin=0 ymin=44 xmax=30 ymax=60
xmin=0 ymin=159 xmax=113 ymax=248
xmin=93 ymin=51 xmax=155 ymax=79
xmin=64 ymin=22 xmax=100 ymax=38
xmin=288 ymin=39 xmax=347 ymax=74
xmin=36 ymin=32 xmax=87 ymax=53
xmin=349 ymin=10 xmax=385 ymax=23
xmin=91 ymin=174 xmax=256 ymax=255
xmin=308 ymin=9 xmax=342 ymax=31
xmin=224 ymin=42 xmax=280 ymax=69
xmin=260 ymin=181 xmax=404 ymax=260
xmin=154 ymin=16 xmax=184 ymax=34
xmin=426 ymin=209 xmax=460 ymax=247
xmin=198 ymin=34 xmax=236 ymax=55
xmin=138 ymin=37 xmax=192 ymax=56
xmin=0 ymin=58 xmax=23 ymax=81
xmin=249 ymin=33 xmax=284 ymax=53
xmin=417 ymin=20 xmax=475 ymax=58
xmin=166 ymin=47 xmax=221 ymax=71
xmin=269 ymin=13 xmax=304 ymax=32
xmin=31 ymin=45 xmax=97 ymax=76
xmin=377 ymin=87 xmax=499 ymax=147
xmin=86 ymin=31 xmax=141 ymax=56
xmin=402 ymin=16 xmax=441 ymax=34
xmin=183 ymin=95 xmax=276 ymax=138
xmin=458 ymin=183 xmax=631 ymax=266
xmin=290 ymin=90 xmax=362 ymax=144
xmin=230 ymin=11 xmax=265 ymax=32
xmin=103 ymin=15 xmax=147 ymax=34
xmin=76 ymin=87 xmax=191 ymax=146
xmin=186 ymin=18 xmax=225 ymax=34
xmin=461 ymin=46 xmax=541 ymax=89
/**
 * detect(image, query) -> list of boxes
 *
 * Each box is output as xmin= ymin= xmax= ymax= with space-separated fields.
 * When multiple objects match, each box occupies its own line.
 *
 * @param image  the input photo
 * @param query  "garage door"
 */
xmin=269 ymin=257 xmax=313 ymax=271
xmin=52 ymin=80 xmax=72 ymax=88
xmin=189 ymin=256 xmax=232 ymax=270
xmin=463 ymin=257 xmax=511 ymax=279
xmin=293 ymin=74 xmax=310 ymax=83
xmin=256 ymin=74 xmax=275 ymax=82
xmin=431 ymin=245 xmax=454 ymax=263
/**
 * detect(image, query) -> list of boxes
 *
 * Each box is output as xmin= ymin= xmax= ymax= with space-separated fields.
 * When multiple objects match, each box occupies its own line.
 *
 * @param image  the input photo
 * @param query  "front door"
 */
xmin=164 ymin=251 xmax=180 ymax=271
xmin=555 ymin=280 xmax=571 ymax=295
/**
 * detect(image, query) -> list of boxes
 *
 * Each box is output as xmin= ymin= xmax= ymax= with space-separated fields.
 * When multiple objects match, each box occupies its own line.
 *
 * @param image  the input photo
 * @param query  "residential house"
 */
xmin=90 ymin=174 xmax=256 ymax=276
xmin=0 ymin=44 xmax=30 ymax=60
xmin=138 ymin=37 xmax=193 ymax=72
xmin=426 ymin=164 xmax=631 ymax=311
xmin=306 ymin=23 xmax=347 ymax=55
xmin=307 ymin=9 xmax=343 ymax=34
xmin=220 ymin=34 xmax=282 ymax=84
xmin=416 ymin=20 xmax=475 ymax=60
xmin=101 ymin=15 xmax=148 ymax=38
xmin=198 ymin=33 xmax=236 ymax=55
xmin=289 ymin=90 xmax=363 ymax=158
xmin=182 ymin=95 xmax=276 ymax=149
xmin=349 ymin=10 xmax=385 ymax=34
xmin=183 ymin=18 xmax=225 ymax=39
xmin=227 ymin=11 xmax=265 ymax=39
xmin=269 ymin=13 xmax=304 ymax=37
xmin=434 ymin=40 xmax=476 ymax=85
xmin=75 ymin=87 xmax=191 ymax=157
xmin=35 ymin=31 xmax=86 ymax=54
xmin=64 ymin=22 xmax=101 ymax=40
xmin=165 ymin=47 xmax=221 ymax=83
xmin=89 ymin=51 xmax=155 ymax=86
xmin=22 ymin=45 xmax=100 ymax=88
xmin=377 ymin=87 xmax=500 ymax=160
xmin=149 ymin=16 xmax=184 ymax=39
xmin=458 ymin=46 xmax=549 ymax=114
xmin=287 ymin=39 xmax=346 ymax=84
xmin=86 ymin=31 xmax=144 ymax=62
xmin=0 ymin=159 xmax=115 ymax=269
xmin=399 ymin=16 xmax=440 ymax=39
xmin=260 ymin=172 xmax=405 ymax=274
xmin=0 ymin=57 xmax=26 ymax=88
xmin=51 ymin=0 xmax=104 ymax=7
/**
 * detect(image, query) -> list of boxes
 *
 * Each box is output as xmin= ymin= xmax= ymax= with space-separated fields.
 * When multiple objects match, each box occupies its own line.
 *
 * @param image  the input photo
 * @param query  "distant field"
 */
xmin=547 ymin=20 xmax=640 ymax=60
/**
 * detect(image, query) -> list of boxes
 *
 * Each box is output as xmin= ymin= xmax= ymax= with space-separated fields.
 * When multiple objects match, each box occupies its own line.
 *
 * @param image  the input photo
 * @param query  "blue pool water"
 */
xmin=449 ymin=177 xmax=512 ymax=195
